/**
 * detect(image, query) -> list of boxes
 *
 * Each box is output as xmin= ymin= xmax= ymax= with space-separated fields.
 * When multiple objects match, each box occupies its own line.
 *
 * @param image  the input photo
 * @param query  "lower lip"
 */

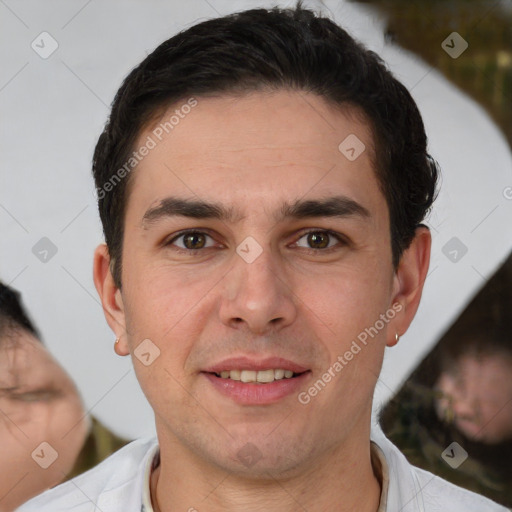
xmin=202 ymin=372 xmax=311 ymax=405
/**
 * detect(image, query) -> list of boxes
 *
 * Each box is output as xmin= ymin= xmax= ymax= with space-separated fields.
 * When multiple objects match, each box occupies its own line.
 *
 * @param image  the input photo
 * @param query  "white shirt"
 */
xmin=16 ymin=429 xmax=508 ymax=512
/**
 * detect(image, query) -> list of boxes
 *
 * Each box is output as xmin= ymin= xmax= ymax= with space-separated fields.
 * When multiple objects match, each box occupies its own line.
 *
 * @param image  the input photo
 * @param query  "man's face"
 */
xmin=106 ymin=90 xmax=407 ymax=476
xmin=0 ymin=330 xmax=88 ymax=511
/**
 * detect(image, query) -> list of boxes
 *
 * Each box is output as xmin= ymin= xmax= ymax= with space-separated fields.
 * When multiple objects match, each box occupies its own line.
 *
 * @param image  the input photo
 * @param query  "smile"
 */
xmin=213 ymin=369 xmax=301 ymax=383
xmin=202 ymin=370 xmax=311 ymax=405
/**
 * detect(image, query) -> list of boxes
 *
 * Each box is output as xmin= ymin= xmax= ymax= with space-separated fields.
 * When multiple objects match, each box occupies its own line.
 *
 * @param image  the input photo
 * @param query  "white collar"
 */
xmin=140 ymin=442 xmax=389 ymax=511
xmin=141 ymin=444 xmax=160 ymax=511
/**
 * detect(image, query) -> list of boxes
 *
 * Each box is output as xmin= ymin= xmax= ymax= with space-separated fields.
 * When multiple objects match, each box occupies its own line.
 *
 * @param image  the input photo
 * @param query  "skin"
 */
xmin=0 ymin=329 xmax=89 ymax=512
xmin=435 ymin=352 xmax=512 ymax=445
xmin=94 ymin=89 xmax=431 ymax=512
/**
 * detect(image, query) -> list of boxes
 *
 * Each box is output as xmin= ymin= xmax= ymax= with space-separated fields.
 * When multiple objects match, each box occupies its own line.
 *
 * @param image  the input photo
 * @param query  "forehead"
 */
xmin=0 ymin=330 xmax=52 ymax=384
xmin=128 ymin=90 xmax=383 ymax=220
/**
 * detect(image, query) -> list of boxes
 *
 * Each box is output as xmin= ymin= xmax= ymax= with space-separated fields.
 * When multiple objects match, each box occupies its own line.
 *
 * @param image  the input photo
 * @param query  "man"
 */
xmin=0 ymin=282 xmax=127 ymax=511
xmin=17 ymin=3 xmax=507 ymax=511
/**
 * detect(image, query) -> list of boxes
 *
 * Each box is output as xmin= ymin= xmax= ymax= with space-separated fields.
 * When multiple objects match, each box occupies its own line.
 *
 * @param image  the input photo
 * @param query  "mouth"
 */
xmin=208 ymin=368 xmax=308 ymax=383
xmin=201 ymin=357 xmax=312 ymax=405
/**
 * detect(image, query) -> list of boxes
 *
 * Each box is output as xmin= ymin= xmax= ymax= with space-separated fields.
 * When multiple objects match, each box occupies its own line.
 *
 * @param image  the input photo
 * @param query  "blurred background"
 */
xmin=358 ymin=0 xmax=512 ymax=145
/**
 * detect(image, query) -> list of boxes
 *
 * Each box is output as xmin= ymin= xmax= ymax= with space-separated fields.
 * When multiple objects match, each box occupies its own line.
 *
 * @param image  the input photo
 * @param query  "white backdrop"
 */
xmin=1 ymin=0 xmax=511 ymax=439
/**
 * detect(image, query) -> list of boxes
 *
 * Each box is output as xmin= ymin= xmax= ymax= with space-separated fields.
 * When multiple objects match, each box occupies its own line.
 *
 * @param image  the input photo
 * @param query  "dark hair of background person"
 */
xmin=0 ymin=282 xmax=40 ymax=340
xmin=92 ymin=0 xmax=439 ymax=288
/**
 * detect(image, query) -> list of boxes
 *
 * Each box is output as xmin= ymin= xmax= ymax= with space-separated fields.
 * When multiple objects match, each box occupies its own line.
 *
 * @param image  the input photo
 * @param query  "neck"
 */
xmin=150 ymin=431 xmax=381 ymax=512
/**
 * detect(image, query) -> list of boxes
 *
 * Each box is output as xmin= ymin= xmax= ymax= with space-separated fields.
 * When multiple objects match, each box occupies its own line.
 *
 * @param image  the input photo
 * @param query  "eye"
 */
xmin=294 ymin=230 xmax=344 ymax=251
xmin=10 ymin=389 xmax=60 ymax=402
xmin=167 ymin=230 xmax=217 ymax=251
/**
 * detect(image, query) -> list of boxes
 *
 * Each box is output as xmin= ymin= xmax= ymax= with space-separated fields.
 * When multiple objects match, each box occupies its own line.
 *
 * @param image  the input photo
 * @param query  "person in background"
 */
xmin=380 ymin=253 xmax=512 ymax=507
xmin=0 ymin=282 xmax=128 ymax=511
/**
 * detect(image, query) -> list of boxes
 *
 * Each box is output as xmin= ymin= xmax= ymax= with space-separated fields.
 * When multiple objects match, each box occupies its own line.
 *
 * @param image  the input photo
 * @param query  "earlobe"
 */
xmin=386 ymin=331 xmax=400 ymax=348
xmin=114 ymin=336 xmax=128 ymax=356
xmin=387 ymin=227 xmax=431 ymax=347
xmin=93 ymin=244 xmax=130 ymax=356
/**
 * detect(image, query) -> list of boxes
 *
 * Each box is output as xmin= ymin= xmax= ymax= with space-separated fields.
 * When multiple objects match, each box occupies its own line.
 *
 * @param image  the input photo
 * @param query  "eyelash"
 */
xmin=165 ymin=229 xmax=348 ymax=255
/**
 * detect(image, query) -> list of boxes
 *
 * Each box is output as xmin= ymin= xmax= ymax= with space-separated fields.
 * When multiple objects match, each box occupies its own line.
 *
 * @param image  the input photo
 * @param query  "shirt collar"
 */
xmin=371 ymin=440 xmax=390 ymax=512
xmin=141 ymin=444 xmax=160 ymax=512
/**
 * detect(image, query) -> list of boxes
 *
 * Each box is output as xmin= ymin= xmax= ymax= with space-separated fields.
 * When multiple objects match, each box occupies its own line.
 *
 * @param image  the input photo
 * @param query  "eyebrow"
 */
xmin=280 ymin=196 xmax=370 ymax=220
xmin=142 ymin=198 xmax=243 ymax=226
xmin=141 ymin=195 xmax=370 ymax=227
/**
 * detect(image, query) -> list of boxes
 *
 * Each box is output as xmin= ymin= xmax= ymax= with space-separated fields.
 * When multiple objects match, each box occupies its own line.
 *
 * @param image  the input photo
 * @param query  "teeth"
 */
xmin=256 ymin=369 xmax=275 ymax=383
xmin=216 ymin=369 xmax=298 ymax=382
xmin=230 ymin=370 xmax=241 ymax=381
xmin=240 ymin=370 xmax=257 ymax=383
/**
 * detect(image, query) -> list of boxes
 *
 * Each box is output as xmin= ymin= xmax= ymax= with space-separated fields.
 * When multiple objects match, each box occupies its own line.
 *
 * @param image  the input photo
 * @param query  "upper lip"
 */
xmin=203 ymin=356 xmax=310 ymax=374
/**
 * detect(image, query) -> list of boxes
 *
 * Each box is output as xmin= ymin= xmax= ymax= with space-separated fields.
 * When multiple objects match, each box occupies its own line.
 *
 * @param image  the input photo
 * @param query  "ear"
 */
xmin=93 ymin=244 xmax=130 ymax=356
xmin=387 ymin=227 xmax=431 ymax=347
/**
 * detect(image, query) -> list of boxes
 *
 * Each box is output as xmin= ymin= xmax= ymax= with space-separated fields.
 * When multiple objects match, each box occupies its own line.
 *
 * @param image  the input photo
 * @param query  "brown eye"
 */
xmin=295 ymin=230 xmax=343 ymax=251
xmin=307 ymin=232 xmax=330 ymax=249
xmin=293 ymin=230 xmax=348 ymax=254
xmin=182 ymin=232 xmax=206 ymax=249
xmin=168 ymin=230 xmax=216 ymax=251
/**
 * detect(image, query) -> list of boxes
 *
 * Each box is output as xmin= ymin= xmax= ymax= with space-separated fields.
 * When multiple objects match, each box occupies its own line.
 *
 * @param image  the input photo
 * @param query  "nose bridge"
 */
xmin=235 ymin=242 xmax=285 ymax=306
xmin=219 ymin=241 xmax=296 ymax=332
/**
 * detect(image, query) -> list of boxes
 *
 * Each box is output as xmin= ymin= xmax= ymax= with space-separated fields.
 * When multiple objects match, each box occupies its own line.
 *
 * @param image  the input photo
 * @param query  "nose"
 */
xmin=218 ymin=244 xmax=297 ymax=335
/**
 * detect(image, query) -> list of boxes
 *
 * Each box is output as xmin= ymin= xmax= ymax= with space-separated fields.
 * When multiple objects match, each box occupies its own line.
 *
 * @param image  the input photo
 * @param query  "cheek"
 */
xmin=301 ymin=274 xmax=389 ymax=394
xmin=304 ymin=266 xmax=392 ymax=340
xmin=0 ymin=417 xmax=30 ymax=463
xmin=480 ymin=390 xmax=512 ymax=421
xmin=22 ymin=399 xmax=81 ymax=443
xmin=0 ymin=399 xmax=84 ymax=479
xmin=478 ymin=402 xmax=512 ymax=443
xmin=125 ymin=265 xmax=210 ymax=334
xmin=123 ymin=268 xmax=215 ymax=405
xmin=0 ymin=399 xmax=31 ymax=431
